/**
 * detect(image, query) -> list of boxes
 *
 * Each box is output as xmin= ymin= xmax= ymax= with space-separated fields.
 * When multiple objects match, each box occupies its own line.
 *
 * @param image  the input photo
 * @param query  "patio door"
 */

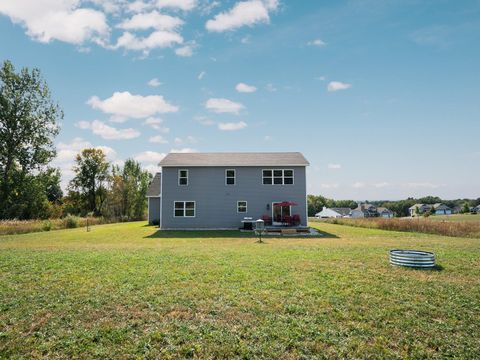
xmin=272 ymin=203 xmax=291 ymax=225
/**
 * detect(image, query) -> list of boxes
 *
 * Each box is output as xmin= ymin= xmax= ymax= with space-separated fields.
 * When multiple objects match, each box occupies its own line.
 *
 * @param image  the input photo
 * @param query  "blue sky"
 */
xmin=1 ymin=0 xmax=479 ymax=200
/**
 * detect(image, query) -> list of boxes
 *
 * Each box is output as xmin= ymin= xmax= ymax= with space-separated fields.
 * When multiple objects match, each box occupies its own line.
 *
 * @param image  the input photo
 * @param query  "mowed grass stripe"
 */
xmin=1 ymin=222 xmax=479 ymax=358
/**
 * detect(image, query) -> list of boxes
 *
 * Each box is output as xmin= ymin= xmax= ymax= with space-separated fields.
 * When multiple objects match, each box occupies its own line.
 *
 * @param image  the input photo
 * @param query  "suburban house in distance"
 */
xmin=315 ymin=207 xmax=351 ymax=218
xmin=315 ymin=204 xmax=394 ymax=219
xmin=409 ymin=203 xmax=452 ymax=216
xmin=147 ymin=152 xmax=309 ymax=229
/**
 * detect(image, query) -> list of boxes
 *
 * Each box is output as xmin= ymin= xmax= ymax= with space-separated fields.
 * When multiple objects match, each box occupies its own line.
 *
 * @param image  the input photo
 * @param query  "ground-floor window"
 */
xmin=174 ymin=201 xmax=195 ymax=217
xmin=237 ymin=201 xmax=247 ymax=213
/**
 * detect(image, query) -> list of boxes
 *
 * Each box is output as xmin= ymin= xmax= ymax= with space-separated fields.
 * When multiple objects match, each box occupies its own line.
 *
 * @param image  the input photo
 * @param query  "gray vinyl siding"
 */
xmin=148 ymin=197 xmax=161 ymax=225
xmin=161 ymin=166 xmax=307 ymax=229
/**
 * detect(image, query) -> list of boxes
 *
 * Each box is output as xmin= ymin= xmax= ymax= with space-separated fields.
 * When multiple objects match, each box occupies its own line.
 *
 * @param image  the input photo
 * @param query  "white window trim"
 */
xmin=262 ymin=169 xmax=295 ymax=185
xmin=237 ymin=200 xmax=247 ymax=213
xmin=225 ymin=169 xmax=236 ymax=186
xmin=173 ymin=201 xmax=196 ymax=218
xmin=178 ymin=169 xmax=188 ymax=186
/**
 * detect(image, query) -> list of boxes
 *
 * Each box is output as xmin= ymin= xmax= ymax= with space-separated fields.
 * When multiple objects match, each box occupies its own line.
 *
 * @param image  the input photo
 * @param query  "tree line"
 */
xmin=308 ymin=194 xmax=480 ymax=217
xmin=0 ymin=60 xmax=152 ymax=221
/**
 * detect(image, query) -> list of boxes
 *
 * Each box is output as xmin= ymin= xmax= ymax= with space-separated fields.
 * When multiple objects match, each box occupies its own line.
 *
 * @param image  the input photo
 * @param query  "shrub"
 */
xmin=63 ymin=215 xmax=79 ymax=229
xmin=42 ymin=220 xmax=52 ymax=231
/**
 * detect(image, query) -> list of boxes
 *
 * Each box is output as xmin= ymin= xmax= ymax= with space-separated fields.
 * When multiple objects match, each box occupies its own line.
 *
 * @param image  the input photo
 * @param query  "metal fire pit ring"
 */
xmin=389 ymin=249 xmax=436 ymax=268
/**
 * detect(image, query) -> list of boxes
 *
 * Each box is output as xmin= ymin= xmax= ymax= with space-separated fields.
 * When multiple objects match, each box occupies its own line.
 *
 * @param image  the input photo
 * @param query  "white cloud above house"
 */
xmin=205 ymin=0 xmax=279 ymax=32
xmin=198 ymin=71 xmax=206 ymax=80
xmin=328 ymin=163 xmax=341 ymax=169
xmin=235 ymin=82 xmax=257 ymax=93
xmin=175 ymin=42 xmax=196 ymax=56
xmin=144 ymin=117 xmax=170 ymax=132
xmin=87 ymin=91 xmax=179 ymax=121
xmin=147 ymin=78 xmax=162 ymax=87
xmin=134 ymin=151 xmax=166 ymax=163
xmin=217 ymin=121 xmax=247 ymax=131
xmin=157 ymin=0 xmax=197 ymax=11
xmin=149 ymin=135 xmax=169 ymax=143
xmin=352 ymin=182 xmax=366 ymax=188
xmin=0 ymin=0 xmax=109 ymax=45
xmin=76 ymin=120 xmax=140 ymax=140
xmin=327 ymin=81 xmax=352 ymax=92
xmin=113 ymin=30 xmax=184 ymax=52
xmin=307 ymin=39 xmax=326 ymax=47
xmin=205 ymin=98 xmax=244 ymax=114
xmin=117 ymin=11 xmax=184 ymax=31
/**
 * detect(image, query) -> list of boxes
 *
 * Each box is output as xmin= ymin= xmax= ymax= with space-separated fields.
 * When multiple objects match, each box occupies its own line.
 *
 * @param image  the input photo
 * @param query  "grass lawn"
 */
xmin=1 ymin=222 xmax=479 ymax=358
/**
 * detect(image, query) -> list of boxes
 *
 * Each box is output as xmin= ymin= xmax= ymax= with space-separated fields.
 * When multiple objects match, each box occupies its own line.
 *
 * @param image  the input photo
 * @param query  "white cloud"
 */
xmin=174 ymin=136 xmax=197 ymax=145
xmin=352 ymin=182 xmax=366 ymax=188
xmin=327 ymin=81 xmax=352 ymax=92
xmin=118 ymin=11 xmax=183 ymax=31
xmin=374 ymin=182 xmax=389 ymax=188
xmin=113 ymin=30 xmax=183 ymax=52
xmin=328 ymin=163 xmax=341 ymax=169
xmin=194 ymin=115 xmax=215 ymax=126
xmin=149 ymin=135 xmax=169 ymax=143
xmin=148 ymin=78 xmax=162 ymax=87
xmin=206 ymin=0 xmax=278 ymax=32
xmin=307 ymin=39 xmax=326 ymax=47
xmin=217 ymin=121 xmax=247 ymax=131
xmin=144 ymin=117 xmax=170 ymax=132
xmin=236 ymin=82 xmax=257 ymax=93
xmin=316 ymin=75 xmax=326 ymax=81
xmin=0 ymin=0 xmax=109 ymax=45
xmin=170 ymin=147 xmax=198 ymax=153
xmin=264 ymin=135 xmax=272 ymax=141
xmin=134 ymin=151 xmax=166 ymax=163
xmin=77 ymin=120 xmax=140 ymax=140
xmin=205 ymin=98 xmax=244 ymax=114
xmin=175 ymin=42 xmax=196 ymax=56
xmin=198 ymin=71 xmax=206 ymax=80
xmin=265 ymin=83 xmax=277 ymax=92
xmin=241 ymin=35 xmax=251 ymax=44
xmin=128 ymin=1 xmax=151 ymax=13
xmin=87 ymin=91 xmax=178 ymax=121
xmin=157 ymin=0 xmax=197 ymax=11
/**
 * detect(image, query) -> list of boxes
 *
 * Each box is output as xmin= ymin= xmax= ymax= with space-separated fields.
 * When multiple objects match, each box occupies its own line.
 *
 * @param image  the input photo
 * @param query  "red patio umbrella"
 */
xmin=273 ymin=201 xmax=298 ymax=206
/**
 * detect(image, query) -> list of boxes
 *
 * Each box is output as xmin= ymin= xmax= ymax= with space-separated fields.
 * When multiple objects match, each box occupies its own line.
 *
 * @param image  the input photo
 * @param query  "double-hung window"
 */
xmin=174 ymin=201 xmax=195 ymax=217
xmin=226 ymin=169 xmax=236 ymax=185
xmin=237 ymin=201 xmax=247 ymax=213
xmin=262 ymin=169 xmax=294 ymax=185
xmin=178 ymin=169 xmax=188 ymax=186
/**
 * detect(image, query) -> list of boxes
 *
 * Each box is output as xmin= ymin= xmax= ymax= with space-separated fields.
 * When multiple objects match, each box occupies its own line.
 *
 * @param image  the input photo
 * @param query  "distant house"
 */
xmin=315 ymin=206 xmax=351 ymax=218
xmin=452 ymin=205 xmax=463 ymax=214
xmin=147 ymin=172 xmax=162 ymax=225
xmin=409 ymin=203 xmax=452 ymax=216
xmin=377 ymin=207 xmax=394 ymax=218
xmin=409 ymin=204 xmax=432 ymax=216
xmin=347 ymin=203 xmax=394 ymax=218
xmin=472 ymin=205 xmax=480 ymax=214
xmin=433 ymin=203 xmax=452 ymax=215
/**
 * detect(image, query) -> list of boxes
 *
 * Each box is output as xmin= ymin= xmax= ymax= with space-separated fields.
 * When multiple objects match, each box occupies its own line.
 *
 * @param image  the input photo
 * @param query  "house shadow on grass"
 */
xmin=144 ymin=227 xmax=338 ymax=239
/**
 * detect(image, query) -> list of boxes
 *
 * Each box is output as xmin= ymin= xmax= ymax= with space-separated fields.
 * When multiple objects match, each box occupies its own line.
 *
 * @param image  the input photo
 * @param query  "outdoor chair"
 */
xmin=292 ymin=214 xmax=300 ymax=226
xmin=282 ymin=215 xmax=292 ymax=226
xmin=261 ymin=214 xmax=272 ymax=225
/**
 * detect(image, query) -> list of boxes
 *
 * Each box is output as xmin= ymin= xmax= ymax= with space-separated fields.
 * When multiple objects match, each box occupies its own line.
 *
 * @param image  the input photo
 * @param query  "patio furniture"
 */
xmin=261 ymin=214 xmax=272 ymax=225
xmin=292 ymin=214 xmax=300 ymax=226
xmin=282 ymin=215 xmax=292 ymax=226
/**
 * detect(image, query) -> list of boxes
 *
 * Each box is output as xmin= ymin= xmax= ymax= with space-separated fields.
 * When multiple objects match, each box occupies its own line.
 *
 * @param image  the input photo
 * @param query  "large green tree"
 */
xmin=107 ymin=159 xmax=152 ymax=220
xmin=69 ymin=148 xmax=110 ymax=216
xmin=0 ymin=60 xmax=62 ymax=219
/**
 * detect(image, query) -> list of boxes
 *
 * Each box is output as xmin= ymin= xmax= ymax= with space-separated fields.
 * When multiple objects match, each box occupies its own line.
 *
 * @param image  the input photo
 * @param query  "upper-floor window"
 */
xmin=262 ymin=169 xmax=294 ymax=185
xmin=174 ymin=201 xmax=195 ymax=217
xmin=226 ymin=169 xmax=236 ymax=185
xmin=178 ymin=169 xmax=188 ymax=186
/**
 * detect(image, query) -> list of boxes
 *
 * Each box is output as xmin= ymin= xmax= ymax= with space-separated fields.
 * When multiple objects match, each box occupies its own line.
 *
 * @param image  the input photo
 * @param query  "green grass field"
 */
xmin=1 ymin=222 xmax=479 ymax=358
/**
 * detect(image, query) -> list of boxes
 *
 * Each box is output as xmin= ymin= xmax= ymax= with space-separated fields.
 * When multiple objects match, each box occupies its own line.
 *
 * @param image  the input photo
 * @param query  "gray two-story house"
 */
xmin=147 ymin=152 xmax=309 ymax=229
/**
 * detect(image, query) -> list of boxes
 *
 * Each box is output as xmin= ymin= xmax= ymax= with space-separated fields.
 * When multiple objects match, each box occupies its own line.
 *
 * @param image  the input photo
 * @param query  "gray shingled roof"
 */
xmin=146 ymin=172 xmax=161 ymax=197
xmin=158 ymin=152 xmax=309 ymax=167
